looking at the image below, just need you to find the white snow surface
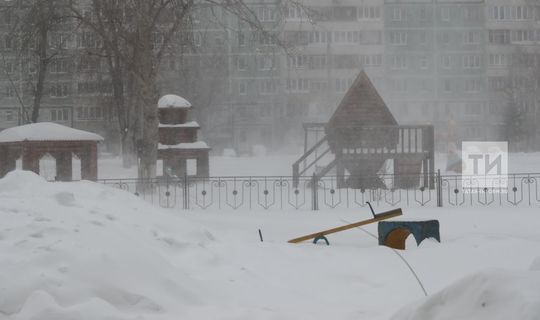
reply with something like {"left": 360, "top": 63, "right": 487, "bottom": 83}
{"left": 0, "top": 122, "right": 104, "bottom": 143}
{"left": 1, "top": 170, "right": 540, "bottom": 320}
{"left": 157, "top": 94, "right": 191, "bottom": 109}
{"left": 391, "top": 269, "right": 540, "bottom": 320}
{"left": 158, "top": 121, "right": 199, "bottom": 128}
{"left": 158, "top": 141, "right": 209, "bottom": 150}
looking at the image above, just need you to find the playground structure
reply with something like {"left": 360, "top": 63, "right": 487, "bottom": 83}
{"left": 0, "top": 122, "right": 103, "bottom": 181}
{"left": 378, "top": 220, "right": 441, "bottom": 250}
{"left": 288, "top": 205, "right": 403, "bottom": 245}
{"left": 292, "top": 71, "right": 435, "bottom": 190}
{"left": 157, "top": 94, "right": 210, "bottom": 178}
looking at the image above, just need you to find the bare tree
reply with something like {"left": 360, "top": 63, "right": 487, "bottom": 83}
{"left": 10, "top": 0, "right": 72, "bottom": 123}
{"left": 67, "top": 0, "right": 304, "bottom": 178}
{"left": 502, "top": 47, "right": 540, "bottom": 151}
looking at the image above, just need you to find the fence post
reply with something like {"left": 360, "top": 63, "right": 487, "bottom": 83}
{"left": 311, "top": 173, "right": 319, "bottom": 211}
{"left": 436, "top": 169, "right": 443, "bottom": 207}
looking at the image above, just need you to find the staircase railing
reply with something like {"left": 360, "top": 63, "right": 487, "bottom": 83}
{"left": 292, "top": 136, "right": 331, "bottom": 187}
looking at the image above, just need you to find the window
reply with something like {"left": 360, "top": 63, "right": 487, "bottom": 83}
{"left": 50, "top": 109, "right": 69, "bottom": 121}
{"left": 441, "top": 7, "right": 450, "bottom": 21}
{"left": 419, "top": 31, "right": 426, "bottom": 44}
{"left": 335, "top": 78, "right": 353, "bottom": 93}
{"left": 359, "top": 54, "right": 382, "bottom": 67}
{"left": 237, "top": 56, "right": 247, "bottom": 71}
{"left": 463, "top": 31, "right": 480, "bottom": 44}
{"left": 389, "top": 31, "right": 407, "bottom": 45}
{"left": 442, "top": 55, "right": 452, "bottom": 69}
{"left": 3, "top": 35, "right": 13, "bottom": 50}
{"left": 358, "top": 6, "right": 380, "bottom": 20}
{"left": 286, "top": 5, "right": 306, "bottom": 20}
{"left": 259, "top": 79, "right": 277, "bottom": 95}
{"left": 443, "top": 79, "right": 452, "bottom": 92}
{"left": 464, "top": 78, "right": 482, "bottom": 92}
{"left": 309, "top": 31, "right": 330, "bottom": 44}
{"left": 238, "top": 80, "right": 247, "bottom": 95}
{"left": 6, "top": 110, "right": 13, "bottom": 121}
{"left": 49, "top": 32, "right": 71, "bottom": 49}
{"left": 50, "top": 58, "right": 69, "bottom": 73}
{"left": 5, "top": 86, "right": 15, "bottom": 98}
{"left": 238, "top": 32, "right": 245, "bottom": 46}
{"left": 463, "top": 55, "right": 481, "bottom": 69}
{"left": 308, "top": 55, "right": 328, "bottom": 69}
{"left": 257, "top": 7, "right": 275, "bottom": 22}
{"left": 77, "top": 106, "right": 103, "bottom": 120}
{"left": 390, "top": 56, "right": 407, "bottom": 69}
{"left": 490, "top": 6, "right": 534, "bottom": 21}
{"left": 50, "top": 83, "right": 70, "bottom": 97}
{"left": 287, "top": 78, "right": 309, "bottom": 92}
{"left": 257, "top": 56, "right": 273, "bottom": 70}
{"left": 419, "top": 8, "right": 427, "bottom": 20}
{"left": 442, "top": 32, "right": 450, "bottom": 45}
{"left": 3, "top": 61, "right": 13, "bottom": 74}
{"left": 463, "top": 7, "right": 479, "bottom": 21}
{"left": 489, "top": 54, "right": 507, "bottom": 67}
{"left": 391, "top": 7, "right": 404, "bottom": 21}
{"left": 511, "top": 30, "right": 535, "bottom": 42}
{"left": 420, "top": 56, "right": 428, "bottom": 69}
{"left": 489, "top": 30, "right": 510, "bottom": 44}
{"left": 288, "top": 55, "right": 306, "bottom": 69}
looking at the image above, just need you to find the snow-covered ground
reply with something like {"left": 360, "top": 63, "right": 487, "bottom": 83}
{"left": 1, "top": 171, "right": 539, "bottom": 319}
{"left": 96, "top": 152, "right": 540, "bottom": 179}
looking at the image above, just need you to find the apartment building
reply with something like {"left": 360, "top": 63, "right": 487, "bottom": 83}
{"left": 485, "top": 0, "right": 540, "bottom": 150}
{"left": 1, "top": 0, "right": 539, "bottom": 154}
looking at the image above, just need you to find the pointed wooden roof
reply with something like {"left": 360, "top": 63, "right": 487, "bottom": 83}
{"left": 327, "top": 70, "right": 397, "bottom": 130}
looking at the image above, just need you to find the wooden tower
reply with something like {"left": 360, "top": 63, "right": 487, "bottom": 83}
{"left": 157, "top": 95, "right": 210, "bottom": 177}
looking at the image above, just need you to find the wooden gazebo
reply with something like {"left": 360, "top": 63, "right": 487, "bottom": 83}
{"left": 0, "top": 122, "right": 103, "bottom": 181}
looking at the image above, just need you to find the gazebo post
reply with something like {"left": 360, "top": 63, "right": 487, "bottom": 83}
{"left": 81, "top": 143, "right": 98, "bottom": 181}
{"left": 56, "top": 151, "right": 73, "bottom": 181}
{"left": 22, "top": 143, "right": 39, "bottom": 175}
{"left": 196, "top": 152, "right": 209, "bottom": 177}
{"left": 0, "top": 146, "right": 7, "bottom": 178}
{"left": 173, "top": 157, "right": 187, "bottom": 177}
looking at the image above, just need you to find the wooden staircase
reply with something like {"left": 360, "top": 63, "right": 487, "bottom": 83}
{"left": 292, "top": 136, "right": 337, "bottom": 188}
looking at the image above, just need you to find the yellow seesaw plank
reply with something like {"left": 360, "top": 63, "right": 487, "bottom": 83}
{"left": 287, "top": 208, "right": 402, "bottom": 244}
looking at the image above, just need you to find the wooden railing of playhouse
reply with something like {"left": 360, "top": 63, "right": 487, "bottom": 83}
{"left": 292, "top": 125, "right": 435, "bottom": 188}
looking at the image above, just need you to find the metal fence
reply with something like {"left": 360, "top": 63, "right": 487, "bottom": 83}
{"left": 98, "top": 172, "right": 540, "bottom": 210}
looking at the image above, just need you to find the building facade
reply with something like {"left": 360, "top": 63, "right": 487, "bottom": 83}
{"left": 1, "top": 0, "right": 539, "bottom": 154}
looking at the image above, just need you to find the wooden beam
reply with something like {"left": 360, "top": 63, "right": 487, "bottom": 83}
{"left": 287, "top": 208, "right": 402, "bottom": 243}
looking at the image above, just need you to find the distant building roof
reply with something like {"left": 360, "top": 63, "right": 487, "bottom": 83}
{"left": 158, "top": 94, "right": 192, "bottom": 109}
{"left": 0, "top": 122, "right": 104, "bottom": 143}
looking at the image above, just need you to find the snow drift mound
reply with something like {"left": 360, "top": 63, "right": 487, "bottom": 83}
{"left": 0, "top": 171, "right": 215, "bottom": 320}
{"left": 391, "top": 269, "right": 540, "bottom": 320}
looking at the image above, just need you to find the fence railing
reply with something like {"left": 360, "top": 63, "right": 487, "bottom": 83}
{"left": 98, "top": 172, "right": 540, "bottom": 210}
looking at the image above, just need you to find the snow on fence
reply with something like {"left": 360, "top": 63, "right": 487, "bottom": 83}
{"left": 97, "top": 172, "right": 540, "bottom": 210}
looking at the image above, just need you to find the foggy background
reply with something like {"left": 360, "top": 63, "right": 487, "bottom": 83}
{"left": 1, "top": 0, "right": 539, "bottom": 158}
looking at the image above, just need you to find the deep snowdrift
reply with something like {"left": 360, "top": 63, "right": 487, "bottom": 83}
{"left": 1, "top": 171, "right": 540, "bottom": 320}
{"left": 0, "top": 171, "right": 212, "bottom": 319}
{"left": 391, "top": 269, "right": 540, "bottom": 320}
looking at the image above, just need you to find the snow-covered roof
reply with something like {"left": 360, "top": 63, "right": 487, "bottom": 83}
{"left": 159, "top": 121, "right": 200, "bottom": 128}
{"left": 158, "top": 94, "right": 192, "bottom": 109}
{"left": 0, "top": 122, "right": 104, "bottom": 143}
{"left": 158, "top": 141, "right": 210, "bottom": 150}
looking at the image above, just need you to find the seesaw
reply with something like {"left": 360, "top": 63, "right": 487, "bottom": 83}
{"left": 288, "top": 203, "right": 402, "bottom": 245}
